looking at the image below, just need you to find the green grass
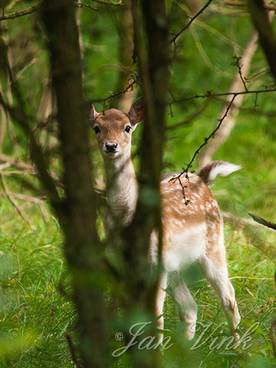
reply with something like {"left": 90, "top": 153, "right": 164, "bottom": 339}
{"left": 0, "top": 193, "right": 275, "bottom": 367}
{"left": 162, "top": 225, "right": 275, "bottom": 368}
{"left": 1, "top": 2, "right": 275, "bottom": 367}
{"left": 0, "top": 204, "right": 73, "bottom": 368}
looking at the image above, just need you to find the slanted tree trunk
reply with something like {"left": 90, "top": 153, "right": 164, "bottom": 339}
{"left": 198, "top": 31, "right": 258, "bottom": 167}
{"left": 40, "top": 2, "right": 109, "bottom": 367}
{"left": 113, "top": 0, "right": 135, "bottom": 111}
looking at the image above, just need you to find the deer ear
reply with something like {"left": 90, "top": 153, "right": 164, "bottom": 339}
{"left": 90, "top": 105, "right": 100, "bottom": 122}
{"left": 128, "top": 100, "right": 144, "bottom": 126}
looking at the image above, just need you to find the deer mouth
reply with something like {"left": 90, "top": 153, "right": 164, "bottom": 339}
{"left": 103, "top": 150, "right": 120, "bottom": 159}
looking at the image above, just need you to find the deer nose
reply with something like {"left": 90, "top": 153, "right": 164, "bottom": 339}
{"left": 105, "top": 142, "right": 118, "bottom": 153}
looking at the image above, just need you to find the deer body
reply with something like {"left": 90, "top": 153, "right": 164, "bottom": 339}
{"left": 91, "top": 105, "right": 241, "bottom": 341}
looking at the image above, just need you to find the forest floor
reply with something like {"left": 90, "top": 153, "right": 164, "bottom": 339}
{"left": 0, "top": 196, "right": 275, "bottom": 368}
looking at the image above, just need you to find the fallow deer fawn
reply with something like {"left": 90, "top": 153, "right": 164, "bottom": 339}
{"left": 91, "top": 102, "right": 241, "bottom": 341}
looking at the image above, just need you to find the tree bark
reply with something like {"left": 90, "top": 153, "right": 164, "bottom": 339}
{"left": 121, "top": 1, "right": 170, "bottom": 367}
{"left": 247, "top": 0, "right": 276, "bottom": 80}
{"left": 40, "top": 2, "right": 109, "bottom": 367}
{"left": 113, "top": 0, "right": 135, "bottom": 111}
{"left": 0, "top": 25, "right": 9, "bottom": 151}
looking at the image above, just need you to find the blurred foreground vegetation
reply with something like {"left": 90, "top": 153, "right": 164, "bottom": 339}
{"left": 0, "top": 0, "right": 275, "bottom": 367}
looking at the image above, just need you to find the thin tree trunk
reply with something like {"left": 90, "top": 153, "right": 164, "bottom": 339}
{"left": 0, "top": 25, "right": 9, "bottom": 151}
{"left": 40, "top": 2, "right": 109, "bottom": 367}
{"left": 113, "top": 0, "right": 135, "bottom": 111}
{"left": 121, "top": 1, "right": 169, "bottom": 367}
{"left": 198, "top": 31, "right": 258, "bottom": 167}
{"left": 247, "top": 0, "right": 276, "bottom": 80}
{"left": 0, "top": 84, "right": 8, "bottom": 150}
{"left": 37, "top": 80, "right": 56, "bottom": 121}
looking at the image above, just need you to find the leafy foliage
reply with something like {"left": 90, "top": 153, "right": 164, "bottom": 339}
{"left": 0, "top": 0, "right": 275, "bottom": 367}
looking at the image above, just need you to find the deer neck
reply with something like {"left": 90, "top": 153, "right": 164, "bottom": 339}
{"left": 104, "top": 152, "right": 138, "bottom": 225}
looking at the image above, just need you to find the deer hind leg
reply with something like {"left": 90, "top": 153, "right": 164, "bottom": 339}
{"left": 171, "top": 272, "right": 197, "bottom": 340}
{"left": 200, "top": 252, "right": 241, "bottom": 338}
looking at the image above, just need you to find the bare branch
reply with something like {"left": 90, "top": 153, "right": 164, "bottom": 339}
{"left": 173, "top": 86, "right": 276, "bottom": 103}
{"left": 90, "top": 0, "right": 123, "bottom": 6}
{"left": 170, "top": 94, "right": 237, "bottom": 183}
{"left": 170, "top": 0, "right": 213, "bottom": 45}
{"left": 0, "top": 2, "right": 98, "bottom": 22}
{"left": 0, "top": 191, "right": 46, "bottom": 204}
{"left": 249, "top": 213, "right": 276, "bottom": 231}
{"left": 0, "top": 5, "right": 39, "bottom": 21}
{"left": 0, "top": 173, "right": 33, "bottom": 228}
{"left": 226, "top": 0, "right": 276, "bottom": 12}
{"left": 0, "top": 153, "right": 35, "bottom": 174}
{"left": 74, "top": 2, "right": 97, "bottom": 11}
{"left": 90, "top": 75, "right": 138, "bottom": 106}
{"left": 198, "top": 31, "right": 259, "bottom": 167}
{"left": 0, "top": 92, "right": 61, "bottom": 208}
{"left": 234, "top": 55, "right": 248, "bottom": 91}
{"left": 166, "top": 99, "right": 210, "bottom": 131}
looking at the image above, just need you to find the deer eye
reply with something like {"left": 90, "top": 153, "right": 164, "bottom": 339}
{"left": 93, "top": 125, "right": 101, "bottom": 134}
{"left": 125, "top": 125, "right": 132, "bottom": 133}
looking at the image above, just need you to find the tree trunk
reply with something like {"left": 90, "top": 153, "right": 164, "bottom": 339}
{"left": 247, "top": 0, "right": 276, "bottom": 80}
{"left": 113, "top": 0, "right": 135, "bottom": 111}
{"left": 40, "top": 2, "right": 109, "bottom": 367}
{"left": 0, "top": 25, "right": 9, "bottom": 151}
{"left": 121, "top": 1, "right": 170, "bottom": 367}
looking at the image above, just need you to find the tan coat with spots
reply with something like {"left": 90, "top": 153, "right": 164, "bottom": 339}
{"left": 91, "top": 105, "right": 241, "bottom": 341}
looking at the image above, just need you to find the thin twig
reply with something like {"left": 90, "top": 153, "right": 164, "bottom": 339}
{"left": 0, "top": 189, "right": 49, "bottom": 221}
{"left": 0, "top": 174, "right": 33, "bottom": 229}
{"left": 86, "top": 85, "right": 276, "bottom": 109}
{"left": 0, "top": 5, "right": 39, "bottom": 21}
{"left": 0, "top": 2, "right": 98, "bottom": 22}
{"left": 91, "top": 83, "right": 276, "bottom": 109}
{"left": 75, "top": 2, "right": 97, "bottom": 11}
{"left": 0, "top": 91, "right": 60, "bottom": 208}
{"left": 90, "top": 0, "right": 123, "bottom": 6}
{"left": 90, "top": 75, "right": 138, "bottom": 105}
{"left": 234, "top": 56, "right": 248, "bottom": 91}
{"left": 170, "top": 94, "right": 237, "bottom": 183}
{"left": 173, "top": 87, "right": 276, "bottom": 103}
{"left": 0, "top": 191, "right": 46, "bottom": 204}
{"left": 170, "top": 0, "right": 213, "bottom": 45}
{"left": 166, "top": 99, "right": 210, "bottom": 131}
{"left": 0, "top": 153, "right": 35, "bottom": 174}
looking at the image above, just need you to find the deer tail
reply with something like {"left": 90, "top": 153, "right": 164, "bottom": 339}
{"left": 198, "top": 160, "right": 241, "bottom": 185}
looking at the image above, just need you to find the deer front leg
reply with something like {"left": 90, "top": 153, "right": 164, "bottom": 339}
{"left": 155, "top": 272, "right": 168, "bottom": 343}
{"left": 171, "top": 272, "right": 197, "bottom": 340}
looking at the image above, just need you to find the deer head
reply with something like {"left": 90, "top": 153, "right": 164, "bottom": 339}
{"left": 90, "top": 101, "right": 144, "bottom": 162}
